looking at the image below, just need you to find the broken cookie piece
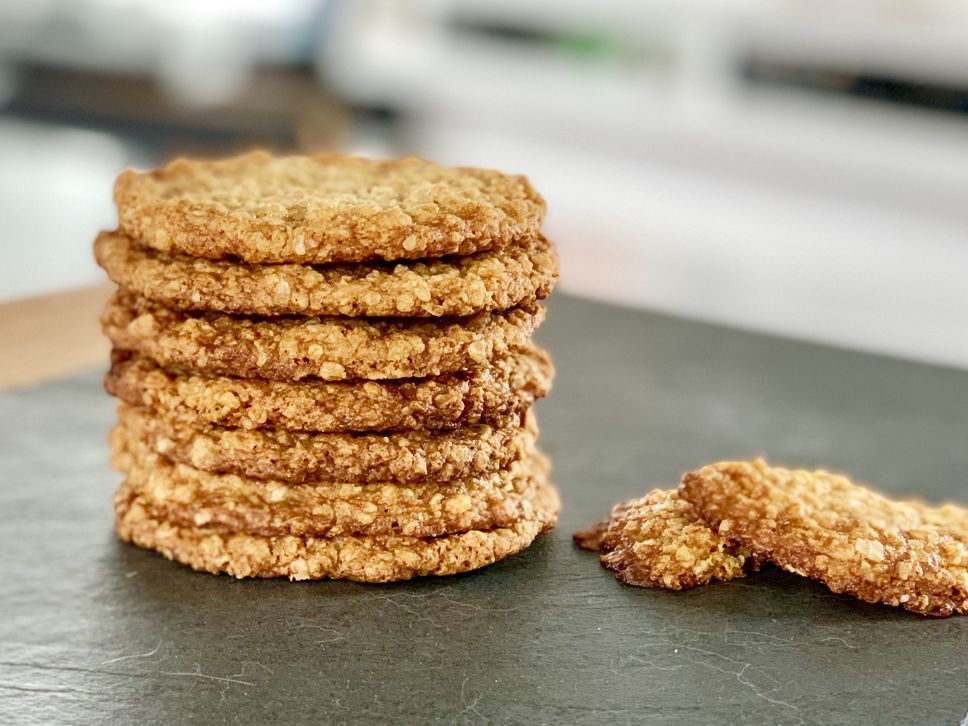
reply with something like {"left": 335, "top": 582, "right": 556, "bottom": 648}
{"left": 574, "top": 489, "right": 756, "bottom": 590}
{"left": 681, "top": 459, "right": 968, "bottom": 617}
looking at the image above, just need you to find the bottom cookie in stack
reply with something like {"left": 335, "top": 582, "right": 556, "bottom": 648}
{"left": 109, "top": 411, "right": 559, "bottom": 583}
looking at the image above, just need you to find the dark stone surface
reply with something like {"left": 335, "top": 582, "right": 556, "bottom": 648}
{"left": 2, "top": 294, "right": 967, "bottom": 725}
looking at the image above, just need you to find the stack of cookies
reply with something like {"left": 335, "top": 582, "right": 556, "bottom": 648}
{"left": 96, "top": 151, "right": 560, "bottom": 582}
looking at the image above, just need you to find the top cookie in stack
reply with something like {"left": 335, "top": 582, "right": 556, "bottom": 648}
{"left": 96, "top": 151, "right": 560, "bottom": 583}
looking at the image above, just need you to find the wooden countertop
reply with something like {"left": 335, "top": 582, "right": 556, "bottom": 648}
{"left": 0, "top": 284, "right": 113, "bottom": 389}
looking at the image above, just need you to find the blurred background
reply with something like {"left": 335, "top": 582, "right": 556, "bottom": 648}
{"left": 1, "top": 0, "right": 967, "bottom": 368}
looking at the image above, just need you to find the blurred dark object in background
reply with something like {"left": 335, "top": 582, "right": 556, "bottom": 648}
{"left": 7, "top": 64, "right": 349, "bottom": 158}
{"left": 2, "top": 0, "right": 967, "bottom": 369}
{"left": 0, "top": 1, "right": 345, "bottom": 158}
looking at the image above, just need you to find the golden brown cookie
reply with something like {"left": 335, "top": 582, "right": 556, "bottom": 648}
{"left": 114, "top": 477, "right": 560, "bottom": 582}
{"left": 110, "top": 425, "right": 550, "bottom": 539}
{"left": 681, "top": 459, "right": 968, "bottom": 617}
{"left": 114, "top": 151, "right": 545, "bottom": 265}
{"left": 95, "top": 229, "right": 558, "bottom": 318}
{"left": 104, "top": 346, "right": 552, "bottom": 432}
{"left": 574, "top": 490, "right": 754, "bottom": 590}
{"left": 574, "top": 500, "right": 635, "bottom": 552}
{"left": 116, "top": 402, "right": 537, "bottom": 484}
{"left": 102, "top": 289, "right": 544, "bottom": 382}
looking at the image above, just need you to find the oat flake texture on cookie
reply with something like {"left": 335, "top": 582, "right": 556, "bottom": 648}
{"left": 681, "top": 459, "right": 968, "bottom": 617}
{"left": 104, "top": 346, "right": 553, "bottom": 434}
{"left": 94, "top": 228, "right": 558, "bottom": 318}
{"left": 114, "top": 151, "right": 546, "bottom": 264}
{"left": 116, "top": 402, "right": 537, "bottom": 485}
{"left": 111, "top": 426, "right": 551, "bottom": 540}
{"left": 574, "top": 489, "right": 756, "bottom": 590}
{"left": 101, "top": 289, "right": 545, "bottom": 382}
{"left": 98, "top": 150, "right": 559, "bottom": 582}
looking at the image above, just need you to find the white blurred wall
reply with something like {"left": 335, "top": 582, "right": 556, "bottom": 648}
{"left": 323, "top": 0, "right": 968, "bottom": 369}
{"left": 0, "top": 0, "right": 325, "bottom": 302}
{"left": 0, "top": 121, "right": 132, "bottom": 302}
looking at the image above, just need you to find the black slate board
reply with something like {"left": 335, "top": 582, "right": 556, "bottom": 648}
{"left": 2, "top": 294, "right": 967, "bottom": 726}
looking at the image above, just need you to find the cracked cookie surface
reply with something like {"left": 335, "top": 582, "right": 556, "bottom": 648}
{"left": 681, "top": 459, "right": 968, "bottom": 616}
{"left": 102, "top": 290, "right": 544, "bottom": 381}
{"left": 95, "top": 229, "right": 558, "bottom": 318}
{"left": 105, "top": 347, "right": 552, "bottom": 432}
{"left": 574, "top": 489, "right": 754, "bottom": 590}
{"left": 114, "top": 151, "right": 545, "bottom": 264}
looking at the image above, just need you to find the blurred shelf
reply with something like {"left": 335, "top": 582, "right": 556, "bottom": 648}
{"left": 2, "top": 65, "right": 349, "bottom": 158}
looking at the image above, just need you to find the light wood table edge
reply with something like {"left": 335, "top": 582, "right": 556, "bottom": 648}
{"left": 0, "top": 284, "right": 113, "bottom": 389}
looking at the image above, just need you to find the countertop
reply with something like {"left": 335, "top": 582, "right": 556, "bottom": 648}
{"left": 2, "top": 293, "right": 967, "bottom": 725}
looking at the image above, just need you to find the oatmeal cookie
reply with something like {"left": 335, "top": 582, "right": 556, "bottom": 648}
{"left": 114, "top": 477, "right": 560, "bottom": 582}
{"left": 681, "top": 459, "right": 968, "bottom": 616}
{"left": 114, "top": 151, "right": 545, "bottom": 264}
{"left": 102, "top": 290, "right": 544, "bottom": 381}
{"left": 95, "top": 229, "right": 558, "bottom": 318}
{"left": 117, "top": 402, "right": 537, "bottom": 483}
{"left": 111, "top": 426, "right": 550, "bottom": 539}
{"left": 104, "top": 347, "right": 552, "bottom": 432}
{"left": 574, "top": 490, "right": 754, "bottom": 590}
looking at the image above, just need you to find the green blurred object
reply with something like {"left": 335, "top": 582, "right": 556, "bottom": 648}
{"left": 557, "top": 30, "right": 637, "bottom": 64}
